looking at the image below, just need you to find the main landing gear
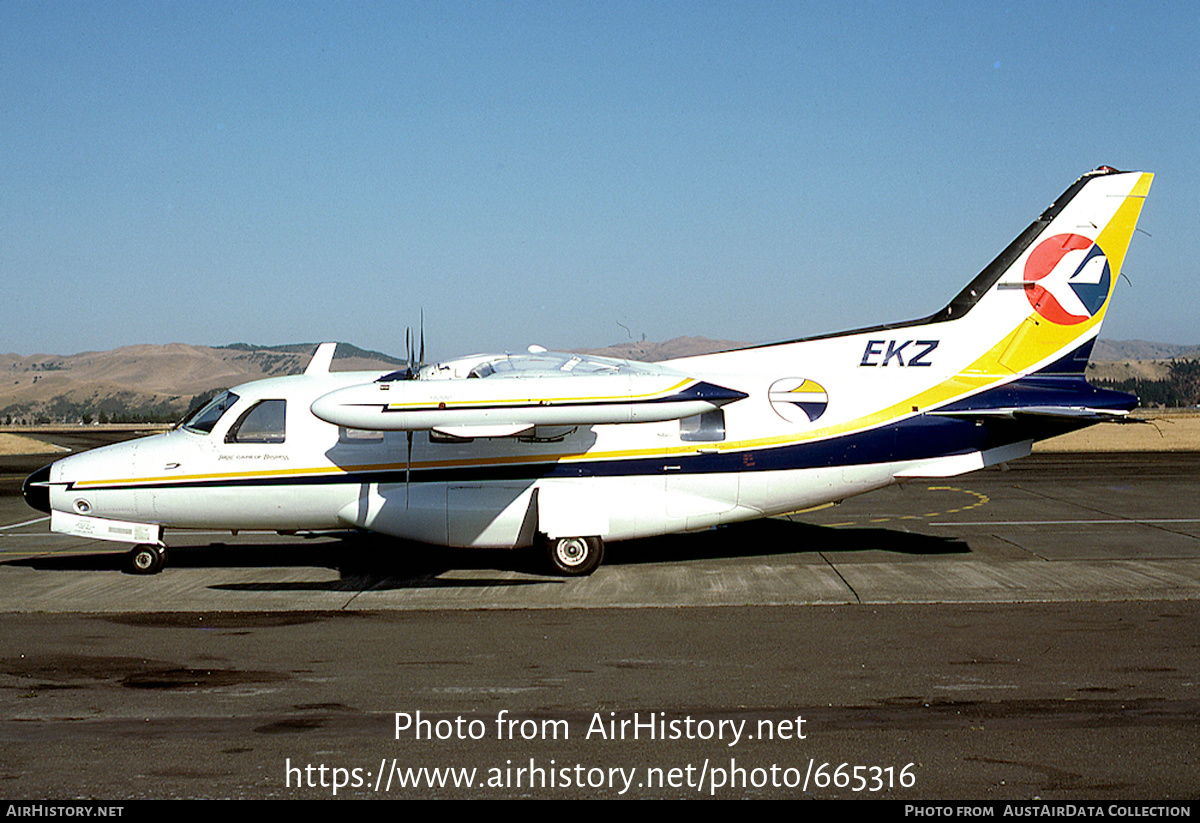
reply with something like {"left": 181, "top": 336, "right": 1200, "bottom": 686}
{"left": 542, "top": 535, "right": 604, "bottom": 577}
{"left": 126, "top": 544, "right": 167, "bottom": 575}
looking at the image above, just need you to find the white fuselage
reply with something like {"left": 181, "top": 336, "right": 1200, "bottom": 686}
{"left": 41, "top": 328, "right": 1031, "bottom": 550}
{"left": 32, "top": 169, "right": 1153, "bottom": 560}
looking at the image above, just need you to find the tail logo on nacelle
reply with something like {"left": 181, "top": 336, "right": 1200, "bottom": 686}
{"left": 1024, "top": 233, "right": 1112, "bottom": 325}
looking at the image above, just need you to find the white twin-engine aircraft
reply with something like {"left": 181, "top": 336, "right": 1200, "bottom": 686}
{"left": 24, "top": 167, "right": 1153, "bottom": 576}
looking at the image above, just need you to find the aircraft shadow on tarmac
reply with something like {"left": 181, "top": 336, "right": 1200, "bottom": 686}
{"left": 6, "top": 519, "right": 968, "bottom": 591}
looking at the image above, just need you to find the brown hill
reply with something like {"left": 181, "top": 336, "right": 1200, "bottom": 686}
{"left": 1086, "top": 359, "right": 1172, "bottom": 382}
{"left": 3, "top": 337, "right": 1195, "bottom": 424}
{"left": 575, "top": 336, "right": 748, "bottom": 361}
{"left": 0, "top": 343, "right": 402, "bottom": 424}
{"left": 0, "top": 337, "right": 747, "bottom": 423}
{"left": 1092, "top": 339, "right": 1200, "bottom": 361}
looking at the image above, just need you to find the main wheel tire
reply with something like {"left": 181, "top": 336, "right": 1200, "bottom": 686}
{"left": 127, "top": 544, "right": 166, "bottom": 575}
{"left": 544, "top": 535, "right": 603, "bottom": 576}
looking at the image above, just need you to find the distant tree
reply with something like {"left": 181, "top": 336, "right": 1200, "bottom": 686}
{"left": 1169, "top": 359, "right": 1200, "bottom": 406}
{"left": 1094, "top": 358, "right": 1200, "bottom": 407}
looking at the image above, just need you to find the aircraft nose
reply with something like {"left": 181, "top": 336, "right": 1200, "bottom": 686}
{"left": 22, "top": 464, "right": 53, "bottom": 514}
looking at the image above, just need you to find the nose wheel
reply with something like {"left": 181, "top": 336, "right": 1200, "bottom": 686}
{"left": 126, "top": 544, "right": 167, "bottom": 575}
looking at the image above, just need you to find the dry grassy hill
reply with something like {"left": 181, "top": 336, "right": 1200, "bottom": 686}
{"left": 2, "top": 337, "right": 1195, "bottom": 424}
{"left": 1088, "top": 339, "right": 1200, "bottom": 383}
{"left": 0, "top": 343, "right": 403, "bottom": 424}
{"left": 575, "top": 336, "right": 748, "bottom": 361}
{"left": 0, "top": 337, "right": 748, "bottom": 423}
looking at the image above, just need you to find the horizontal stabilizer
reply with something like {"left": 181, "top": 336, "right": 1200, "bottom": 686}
{"left": 931, "top": 406, "right": 1129, "bottom": 421}
{"left": 932, "top": 371, "right": 1138, "bottom": 422}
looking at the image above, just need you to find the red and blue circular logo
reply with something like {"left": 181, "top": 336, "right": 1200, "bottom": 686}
{"left": 1023, "top": 234, "right": 1111, "bottom": 325}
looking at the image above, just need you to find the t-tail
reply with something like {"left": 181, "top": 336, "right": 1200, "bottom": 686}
{"left": 667, "top": 167, "right": 1153, "bottom": 475}
{"left": 922, "top": 166, "right": 1153, "bottom": 423}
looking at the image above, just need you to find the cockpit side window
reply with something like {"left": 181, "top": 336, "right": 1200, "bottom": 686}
{"left": 225, "top": 399, "right": 287, "bottom": 444}
{"left": 182, "top": 391, "right": 240, "bottom": 435}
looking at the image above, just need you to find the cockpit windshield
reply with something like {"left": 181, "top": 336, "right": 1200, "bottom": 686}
{"left": 182, "top": 391, "right": 240, "bottom": 435}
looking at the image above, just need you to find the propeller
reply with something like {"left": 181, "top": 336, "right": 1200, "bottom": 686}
{"left": 401, "top": 310, "right": 427, "bottom": 380}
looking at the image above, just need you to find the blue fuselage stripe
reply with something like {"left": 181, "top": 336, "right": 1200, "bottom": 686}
{"left": 68, "top": 412, "right": 1068, "bottom": 493}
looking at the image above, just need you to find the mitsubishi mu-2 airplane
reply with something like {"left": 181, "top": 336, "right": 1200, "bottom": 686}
{"left": 23, "top": 167, "right": 1153, "bottom": 576}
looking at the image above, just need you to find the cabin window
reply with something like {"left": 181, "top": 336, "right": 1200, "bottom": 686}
{"left": 182, "top": 391, "right": 239, "bottom": 435}
{"left": 225, "top": 399, "right": 287, "bottom": 444}
{"left": 679, "top": 409, "right": 726, "bottom": 442}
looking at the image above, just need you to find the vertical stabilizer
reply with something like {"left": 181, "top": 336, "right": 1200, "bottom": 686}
{"left": 935, "top": 168, "right": 1152, "bottom": 379}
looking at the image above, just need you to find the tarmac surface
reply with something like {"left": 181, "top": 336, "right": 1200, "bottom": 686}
{"left": 0, "top": 433, "right": 1197, "bottom": 799}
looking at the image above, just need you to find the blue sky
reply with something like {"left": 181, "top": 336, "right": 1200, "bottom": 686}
{"left": 2, "top": 2, "right": 1197, "bottom": 358}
